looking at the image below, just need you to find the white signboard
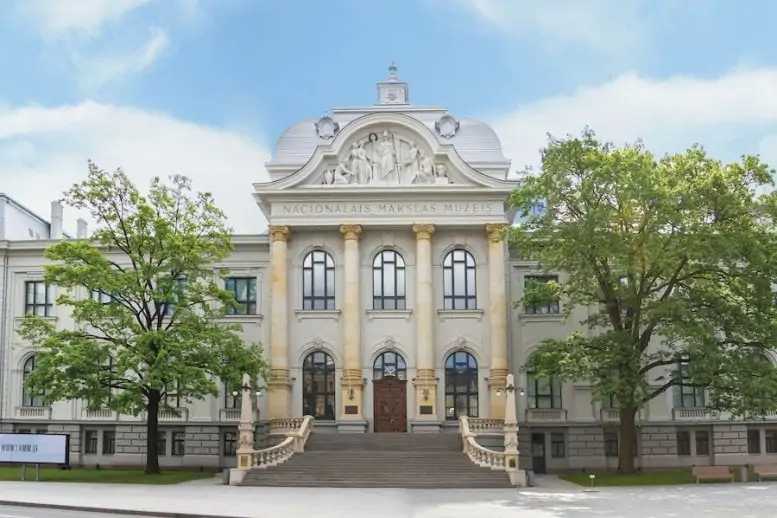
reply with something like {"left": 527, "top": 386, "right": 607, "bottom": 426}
{"left": 0, "top": 433, "right": 69, "bottom": 464}
{"left": 275, "top": 201, "right": 500, "bottom": 217}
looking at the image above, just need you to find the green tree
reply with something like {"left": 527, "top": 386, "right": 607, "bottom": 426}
{"left": 17, "top": 162, "right": 268, "bottom": 475}
{"left": 510, "top": 129, "right": 777, "bottom": 474}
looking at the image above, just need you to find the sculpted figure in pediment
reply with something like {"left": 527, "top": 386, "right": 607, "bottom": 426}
{"left": 413, "top": 152, "right": 437, "bottom": 184}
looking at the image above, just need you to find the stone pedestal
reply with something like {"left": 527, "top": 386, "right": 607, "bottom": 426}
{"left": 486, "top": 223, "right": 509, "bottom": 419}
{"left": 267, "top": 226, "right": 291, "bottom": 419}
{"left": 503, "top": 373, "right": 525, "bottom": 486}
{"left": 339, "top": 225, "right": 364, "bottom": 422}
{"left": 413, "top": 224, "right": 438, "bottom": 422}
{"left": 236, "top": 374, "right": 255, "bottom": 471}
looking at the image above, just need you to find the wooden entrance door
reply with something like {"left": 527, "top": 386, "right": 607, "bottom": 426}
{"left": 373, "top": 376, "right": 407, "bottom": 433}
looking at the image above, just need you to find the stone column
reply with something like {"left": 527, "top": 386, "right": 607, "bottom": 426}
{"left": 339, "top": 224, "right": 365, "bottom": 424}
{"left": 267, "top": 226, "right": 291, "bottom": 419}
{"left": 486, "top": 223, "right": 509, "bottom": 419}
{"left": 413, "top": 224, "right": 438, "bottom": 422}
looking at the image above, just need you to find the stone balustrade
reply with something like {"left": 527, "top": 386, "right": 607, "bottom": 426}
{"left": 249, "top": 415, "right": 314, "bottom": 469}
{"left": 459, "top": 416, "right": 509, "bottom": 471}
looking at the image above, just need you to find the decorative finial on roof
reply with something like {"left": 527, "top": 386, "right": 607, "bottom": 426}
{"left": 377, "top": 61, "right": 409, "bottom": 105}
{"left": 388, "top": 61, "right": 398, "bottom": 82}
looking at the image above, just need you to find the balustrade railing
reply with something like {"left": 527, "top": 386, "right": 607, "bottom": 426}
{"left": 247, "top": 415, "right": 314, "bottom": 469}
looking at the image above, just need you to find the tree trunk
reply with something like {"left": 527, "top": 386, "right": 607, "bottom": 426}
{"left": 617, "top": 405, "right": 637, "bottom": 474}
{"left": 144, "top": 390, "right": 161, "bottom": 475}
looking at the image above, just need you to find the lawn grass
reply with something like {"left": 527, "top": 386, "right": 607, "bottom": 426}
{"left": 560, "top": 468, "right": 741, "bottom": 487}
{"left": 0, "top": 466, "right": 216, "bottom": 484}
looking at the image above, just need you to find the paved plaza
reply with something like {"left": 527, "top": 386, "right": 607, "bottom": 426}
{"left": 0, "top": 481, "right": 775, "bottom": 517}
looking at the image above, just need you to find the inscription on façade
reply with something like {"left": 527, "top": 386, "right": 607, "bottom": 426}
{"left": 278, "top": 202, "right": 496, "bottom": 216}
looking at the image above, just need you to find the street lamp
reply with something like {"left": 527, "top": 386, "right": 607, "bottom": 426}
{"left": 496, "top": 380, "right": 524, "bottom": 397}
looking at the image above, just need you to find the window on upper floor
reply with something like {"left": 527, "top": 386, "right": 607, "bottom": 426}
{"left": 302, "top": 250, "right": 335, "bottom": 310}
{"left": 372, "top": 250, "right": 406, "bottom": 310}
{"left": 523, "top": 275, "right": 560, "bottom": 314}
{"left": 526, "top": 362, "right": 563, "bottom": 409}
{"left": 442, "top": 249, "right": 476, "bottom": 310}
{"left": 91, "top": 289, "right": 113, "bottom": 305}
{"left": 161, "top": 278, "right": 188, "bottom": 316}
{"left": 22, "top": 355, "right": 45, "bottom": 407}
{"left": 673, "top": 358, "right": 705, "bottom": 408}
{"left": 24, "top": 281, "right": 52, "bottom": 316}
{"left": 223, "top": 380, "right": 240, "bottom": 409}
{"left": 165, "top": 381, "right": 182, "bottom": 408}
{"left": 225, "top": 277, "right": 257, "bottom": 315}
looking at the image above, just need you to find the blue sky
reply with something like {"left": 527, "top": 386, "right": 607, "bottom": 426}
{"left": 2, "top": 0, "right": 777, "bottom": 232}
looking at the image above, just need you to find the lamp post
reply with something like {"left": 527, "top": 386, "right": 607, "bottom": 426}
{"left": 235, "top": 373, "right": 261, "bottom": 470}
{"left": 503, "top": 373, "right": 525, "bottom": 486}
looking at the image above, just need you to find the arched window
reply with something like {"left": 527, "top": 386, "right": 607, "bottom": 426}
{"left": 302, "top": 351, "right": 336, "bottom": 420}
{"left": 302, "top": 250, "right": 335, "bottom": 310}
{"left": 372, "top": 250, "right": 406, "bottom": 310}
{"left": 444, "top": 351, "right": 478, "bottom": 420}
{"left": 526, "top": 362, "right": 563, "bottom": 409}
{"left": 442, "top": 249, "right": 477, "bottom": 310}
{"left": 22, "top": 356, "right": 44, "bottom": 408}
{"left": 673, "top": 358, "right": 705, "bottom": 408}
{"left": 373, "top": 351, "right": 407, "bottom": 380}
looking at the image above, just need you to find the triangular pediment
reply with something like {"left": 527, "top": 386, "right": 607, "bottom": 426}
{"left": 256, "top": 113, "right": 515, "bottom": 193}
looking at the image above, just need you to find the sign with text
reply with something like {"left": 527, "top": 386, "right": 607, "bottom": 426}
{"left": 274, "top": 201, "right": 500, "bottom": 217}
{"left": 0, "top": 433, "right": 69, "bottom": 464}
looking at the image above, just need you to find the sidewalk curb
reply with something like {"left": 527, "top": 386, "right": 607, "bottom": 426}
{"left": 0, "top": 500, "right": 247, "bottom": 518}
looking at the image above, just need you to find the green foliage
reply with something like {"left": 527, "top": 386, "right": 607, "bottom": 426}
{"left": 17, "top": 161, "right": 268, "bottom": 418}
{"left": 510, "top": 128, "right": 777, "bottom": 419}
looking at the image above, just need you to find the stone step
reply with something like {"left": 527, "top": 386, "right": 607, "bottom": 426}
{"left": 305, "top": 433, "right": 462, "bottom": 451}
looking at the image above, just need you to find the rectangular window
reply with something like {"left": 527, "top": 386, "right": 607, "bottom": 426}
{"left": 523, "top": 275, "right": 560, "bottom": 314}
{"left": 102, "top": 430, "right": 115, "bottom": 455}
{"left": 695, "top": 430, "right": 710, "bottom": 456}
{"left": 676, "top": 431, "right": 691, "bottom": 456}
{"left": 171, "top": 431, "right": 185, "bottom": 456}
{"left": 223, "top": 431, "right": 237, "bottom": 457}
{"left": 91, "top": 289, "right": 113, "bottom": 304}
{"left": 25, "top": 281, "right": 52, "bottom": 316}
{"left": 158, "top": 431, "right": 167, "bottom": 456}
{"left": 84, "top": 430, "right": 98, "bottom": 454}
{"left": 526, "top": 374, "right": 562, "bottom": 409}
{"left": 673, "top": 359, "right": 706, "bottom": 408}
{"left": 165, "top": 381, "right": 182, "bottom": 408}
{"left": 765, "top": 430, "right": 777, "bottom": 454}
{"left": 550, "top": 433, "right": 565, "bottom": 458}
{"left": 748, "top": 429, "right": 761, "bottom": 454}
{"left": 163, "top": 278, "right": 187, "bottom": 316}
{"left": 225, "top": 277, "right": 257, "bottom": 315}
{"left": 604, "top": 431, "right": 618, "bottom": 457}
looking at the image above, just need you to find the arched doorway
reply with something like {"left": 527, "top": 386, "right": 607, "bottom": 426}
{"left": 302, "top": 351, "right": 336, "bottom": 420}
{"left": 372, "top": 351, "right": 407, "bottom": 433}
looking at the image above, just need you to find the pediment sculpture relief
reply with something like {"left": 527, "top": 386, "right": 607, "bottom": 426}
{"left": 319, "top": 130, "right": 453, "bottom": 186}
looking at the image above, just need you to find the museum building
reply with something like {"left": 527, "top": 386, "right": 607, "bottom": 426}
{"left": 1, "top": 66, "right": 777, "bottom": 473}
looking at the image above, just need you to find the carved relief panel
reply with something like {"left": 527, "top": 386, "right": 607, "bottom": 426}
{"left": 318, "top": 129, "right": 453, "bottom": 187}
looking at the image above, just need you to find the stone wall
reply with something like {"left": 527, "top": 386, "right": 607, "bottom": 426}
{"left": 713, "top": 423, "right": 747, "bottom": 456}
{"left": 116, "top": 424, "right": 147, "bottom": 454}
{"left": 184, "top": 426, "right": 220, "bottom": 456}
{"left": 640, "top": 425, "right": 678, "bottom": 456}
{"left": 568, "top": 427, "right": 605, "bottom": 457}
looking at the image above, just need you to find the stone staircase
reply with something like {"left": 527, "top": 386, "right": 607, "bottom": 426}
{"left": 240, "top": 432, "right": 513, "bottom": 488}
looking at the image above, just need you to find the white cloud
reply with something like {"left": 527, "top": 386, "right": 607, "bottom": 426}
{"left": 0, "top": 103, "right": 271, "bottom": 234}
{"left": 19, "top": 0, "right": 152, "bottom": 37}
{"left": 490, "top": 67, "right": 777, "bottom": 176}
{"left": 459, "top": 0, "right": 648, "bottom": 57}
{"left": 72, "top": 29, "right": 170, "bottom": 91}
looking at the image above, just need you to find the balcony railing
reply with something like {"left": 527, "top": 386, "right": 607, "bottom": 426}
{"left": 599, "top": 408, "right": 644, "bottom": 422}
{"left": 525, "top": 408, "right": 567, "bottom": 422}
{"left": 82, "top": 408, "right": 117, "bottom": 420}
{"left": 672, "top": 407, "right": 718, "bottom": 421}
{"left": 158, "top": 408, "right": 189, "bottom": 422}
{"left": 15, "top": 407, "right": 52, "bottom": 419}
{"left": 219, "top": 408, "right": 241, "bottom": 421}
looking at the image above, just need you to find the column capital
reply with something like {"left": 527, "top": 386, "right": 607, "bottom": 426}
{"left": 412, "top": 224, "right": 436, "bottom": 240}
{"left": 340, "top": 224, "right": 362, "bottom": 241}
{"left": 485, "top": 222, "right": 509, "bottom": 243}
{"left": 268, "top": 225, "right": 291, "bottom": 243}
